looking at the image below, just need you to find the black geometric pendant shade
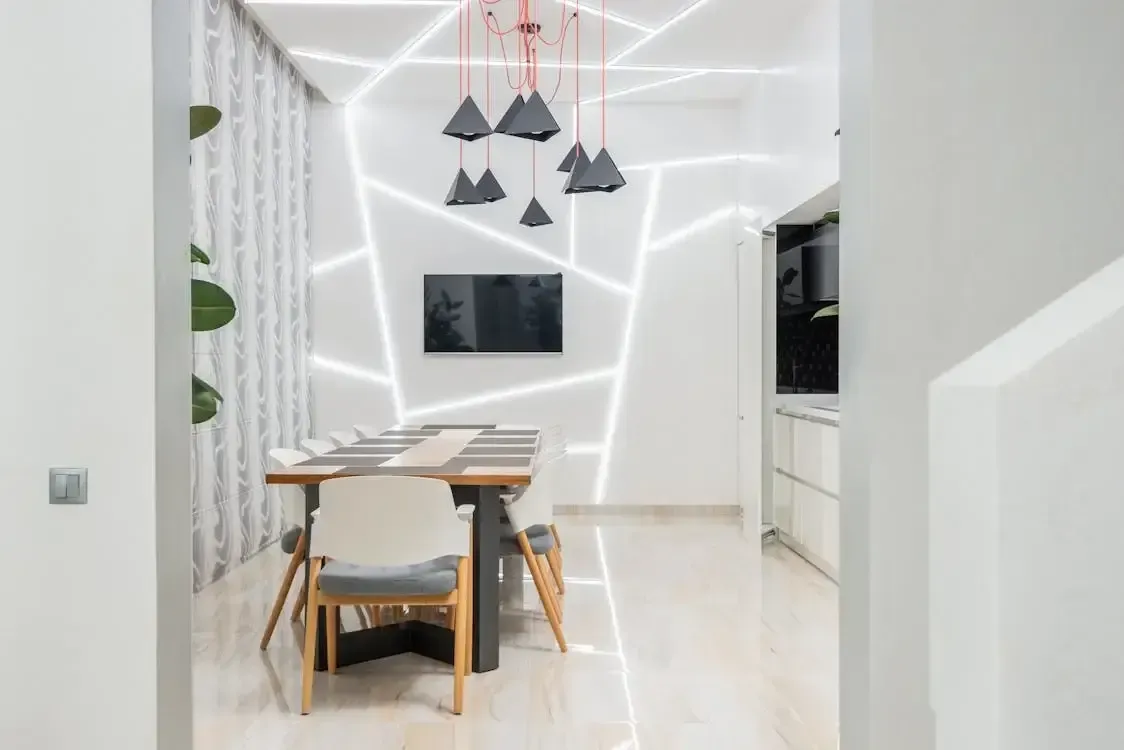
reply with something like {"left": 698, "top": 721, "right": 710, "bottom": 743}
{"left": 442, "top": 95, "right": 493, "bottom": 142}
{"left": 505, "top": 91, "right": 561, "bottom": 142}
{"left": 519, "top": 197, "right": 553, "bottom": 227}
{"left": 493, "top": 94, "right": 525, "bottom": 134}
{"left": 573, "top": 147, "right": 626, "bottom": 193}
{"left": 557, "top": 141, "right": 586, "bottom": 172}
{"left": 445, "top": 168, "right": 485, "bottom": 206}
{"left": 475, "top": 168, "right": 506, "bottom": 203}
{"left": 562, "top": 146, "right": 596, "bottom": 195}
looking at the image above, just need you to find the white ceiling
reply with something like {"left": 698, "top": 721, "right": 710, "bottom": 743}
{"left": 245, "top": 0, "right": 822, "bottom": 104}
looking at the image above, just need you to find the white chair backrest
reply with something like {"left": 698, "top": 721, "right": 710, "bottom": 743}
{"left": 301, "top": 438, "right": 336, "bottom": 456}
{"left": 506, "top": 450, "right": 564, "bottom": 533}
{"left": 310, "top": 476, "right": 469, "bottom": 567}
{"left": 354, "top": 424, "right": 382, "bottom": 439}
{"left": 328, "top": 429, "right": 359, "bottom": 447}
{"left": 536, "top": 428, "right": 567, "bottom": 468}
{"left": 269, "top": 449, "right": 310, "bottom": 523}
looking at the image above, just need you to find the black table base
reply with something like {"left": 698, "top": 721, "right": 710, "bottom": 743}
{"left": 301, "top": 483, "right": 504, "bottom": 673}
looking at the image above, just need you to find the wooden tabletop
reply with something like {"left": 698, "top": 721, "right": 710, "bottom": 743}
{"left": 265, "top": 425, "right": 540, "bottom": 486}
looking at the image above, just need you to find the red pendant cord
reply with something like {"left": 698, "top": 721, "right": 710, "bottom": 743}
{"left": 575, "top": 5, "right": 579, "bottom": 145}
{"left": 458, "top": 0, "right": 463, "bottom": 167}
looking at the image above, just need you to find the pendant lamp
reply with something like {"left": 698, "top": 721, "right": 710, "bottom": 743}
{"left": 442, "top": 95, "right": 492, "bottom": 142}
{"left": 519, "top": 197, "right": 553, "bottom": 227}
{"left": 445, "top": 168, "right": 485, "bottom": 206}
{"left": 562, "top": 146, "right": 596, "bottom": 195}
{"left": 475, "top": 168, "right": 506, "bottom": 202}
{"left": 573, "top": 147, "right": 626, "bottom": 193}
{"left": 504, "top": 91, "right": 561, "bottom": 143}
{"left": 557, "top": 141, "right": 586, "bottom": 173}
{"left": 494, "top": 94, "right": 525, "bottom": 134}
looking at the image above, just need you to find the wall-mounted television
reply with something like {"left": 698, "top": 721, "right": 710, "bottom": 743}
{"left": 424, "top": 274, "right": 563, "bottom": 353}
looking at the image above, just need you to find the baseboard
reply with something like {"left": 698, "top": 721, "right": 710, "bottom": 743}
{"left": 776, "top": 530, "right": 838, "bottom": 583}
{"left": 554, "top": 504, "right": 741, "bottom": 517}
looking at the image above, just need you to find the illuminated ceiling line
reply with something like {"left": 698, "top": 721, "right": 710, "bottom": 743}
{"left": 552, "top": 0, "right": 652, "bottom": 32}
{"left": 344, "top": 1, "right": 463, "bottom": 104}
{"left": 648, "top": 205, "right": 735, "bottom": 253}
{"left": 577, "top": 71, "right": 706, "bottom": 106}
{"left": 311, "top": 247, "right": 368, "bottom": 275}
{"left": 251, "top": 0, "right": 456, "bottom": 5}
{"left": 344, "top": 109, "right": 407, "bottom": 422}
{"left": 362, "top": 176, "right": 634, "bottom": 297}
{"left": 608, "top": 0, "right": 714, "bottom": 66}
{"left": 405, "top": 57, "right": 761, "bottom": 74}
{"left": 291, "top": 49, "right": 387, "bottom": 68}
{"left": 311, "top": 354, "right": 392, "bottom": 385}
{"left": 593, "top": 169, "right": 662, "bottom": 505}
{"left": 619, "top": 153, "right": 772, "bottom": 171}
{"left": 405, "top": 367, "right": 620, "bottom": 418}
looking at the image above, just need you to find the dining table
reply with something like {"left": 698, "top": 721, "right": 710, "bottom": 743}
{"left": 265, "top": 424, "right": 540, "bottom": 674}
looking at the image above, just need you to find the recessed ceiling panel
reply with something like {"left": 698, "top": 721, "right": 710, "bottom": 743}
{"left": 248, "top": 2, "right": 448, "bottom": 61}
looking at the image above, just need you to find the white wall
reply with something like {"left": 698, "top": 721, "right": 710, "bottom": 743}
{"left": 0, "top": 0, "right": 192, "bottom": 748}
{"left": 740, "top": 0, "right": 839, "bottom": 227}
{"left": 311, "top": 100, "right": 742, "bottom": 506}
{"left": 931, "top": 254, "right": 1124, "bottom": 750}
{"left": 840, "top": 0, "right": 1124, "bottom": 748}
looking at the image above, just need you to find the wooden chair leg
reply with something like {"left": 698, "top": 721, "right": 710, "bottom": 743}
{"left": 545, "top": 547, "right": 565, "bottom": 595}
{"left": 549, "top": 523, "right": 562, "bottom": 550}
{"left": 537, "top": 555, "right": 563, "bottom": 623}
{"left": 291, "top": 579, "right": 307, "bottom": 622}
{"left": 369, "top": 605, "right": 382, "bottom": 626}
{"left": 260, "top": 533, "right": 305, "bottom": 650}
{"left": 452, "top": 558, "right": 469, "bottom": 715}
{"left": 326, "top": 605, "right": 339, "bottom": 674}
{"left": 444, "top": 606, "right": 455, "bottom": 629}
{"left": 517, "top": 533, "right": 567, "bottom": 653}
{"left": 466, "top": 537, "right": 473, "bottom": 674}
{"left": 300, "top": 560, "right": 322, "bottom": 715}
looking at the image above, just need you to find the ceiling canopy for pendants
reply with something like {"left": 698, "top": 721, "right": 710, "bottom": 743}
{"left": 440, "top": 0, "right": 626, "bottom": 225}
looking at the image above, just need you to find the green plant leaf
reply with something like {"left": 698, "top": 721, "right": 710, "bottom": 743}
{"left": 191, "top": 278, "right": 237, "bottom": 331}
{"left": 190, "top": 244, "right": 211, "bottom": 264}
{"left": 192, "top": 374, "right": 223, "bottom": 425}
{"left": 190, "top": 105, "right": 222, "bottom": 141}
{"left": 812, "top": 303, "right": 839, "bottom": 320}
{"left": 822, "top": 210, "right": 840, "bottom": 224}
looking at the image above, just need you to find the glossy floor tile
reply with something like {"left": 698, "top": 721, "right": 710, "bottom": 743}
{"left": 192, "top": 518, "right": 838, "bottom": 749}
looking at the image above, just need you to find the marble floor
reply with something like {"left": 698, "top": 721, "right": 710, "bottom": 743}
{"left": 192, "top": 517, "right": 838, "bottom": 749}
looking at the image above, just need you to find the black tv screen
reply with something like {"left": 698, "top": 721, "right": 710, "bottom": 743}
{"left": 424, "top": 274, "right": 563, "bottom": 353}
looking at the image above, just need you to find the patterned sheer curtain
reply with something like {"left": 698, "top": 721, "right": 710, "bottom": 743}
{"left": 189, "top": 0, "right": 313, "bottom": 591}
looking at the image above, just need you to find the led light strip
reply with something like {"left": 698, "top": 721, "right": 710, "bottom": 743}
{"left": 594, "top": 525, "right": 639, "bottom": 747}
{"left": 593, "top": 170, "right": 662, "bottom": 504}
{"left": 648, "top": 205, "right": 735, "bottom": 253}
{"left": 345, "top": 109, "right": 407, "bottom": 421}
{"left": 405, "top": 368, "right": 619, "bottom": 419}
{"left": 567, "top": 442, "right": 606, "bottom": 455}
{"left": 608, "top": 0, "right": 714, "bottom": 66}
{"left": 250, "top": 0, "right": 457, "bottom": 5}
{"left": 311, "top": 354, "right": 393, "bottom": 384}
{"left": 291, "top": 49, "right": 385, "bottom": 68}
{"left": 577, "top": 71, "right": 705, "bottom": 106}
{"left": 619, "top": 153, "right": 771, "bottom": 171}
{"left": 311, "top": 247, "right": 368, "bottom": 275}
{"left": 551, "top": 0, "right": 652, "bottom": 32}
{"left": 362, "top": 176, "right": 634, "bottom": 297}
{"left": 344, "top": 2, "right": 463, "bottom": 104}
{"left": 404, "top": 57, "right": 761, "bottom": 74}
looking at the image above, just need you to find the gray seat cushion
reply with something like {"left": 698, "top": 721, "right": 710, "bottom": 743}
{"left": 318, "top": 556, "right": 460, "bottom": 597}
{"left": 499, "top": 528, "right": 555, "bottom": 557}
{"left": 280, "top": 525, "right": 303, "bottom": 555}
{"left": 499, "top": 522, "right": 552, "bottom": 539}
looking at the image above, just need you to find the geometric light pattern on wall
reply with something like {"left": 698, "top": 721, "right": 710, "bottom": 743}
{"left": 319, "top": 0, "right": 750, "bottom": 503}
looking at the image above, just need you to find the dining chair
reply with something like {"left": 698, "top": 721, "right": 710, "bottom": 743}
{"left": 354, "top": 424, "right": 382, "bottom": 439}
{"left": 498, "top": 451, "right": 568, "bottom": 652}
{"left": 504, "top": 428, "right": 567, "bottom": 595}
{"left": 301, "top": 475, "right": 473, "bottom": 715}
{"left": 300, "top": 438, "right": 336, "bottom": 456}
{"left": 260, "top": 448, "right": 312, "bottom": 650}
{"left": 328, "top": 428, "right": 360, "bottom": 447}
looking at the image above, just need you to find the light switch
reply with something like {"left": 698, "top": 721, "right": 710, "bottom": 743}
{"left": 49, "top": 468, "right": 87, "bottom": 505}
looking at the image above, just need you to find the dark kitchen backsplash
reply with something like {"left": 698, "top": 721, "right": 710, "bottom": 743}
{"left": 777, "top": 311, "right": 838, "bottom": 393}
